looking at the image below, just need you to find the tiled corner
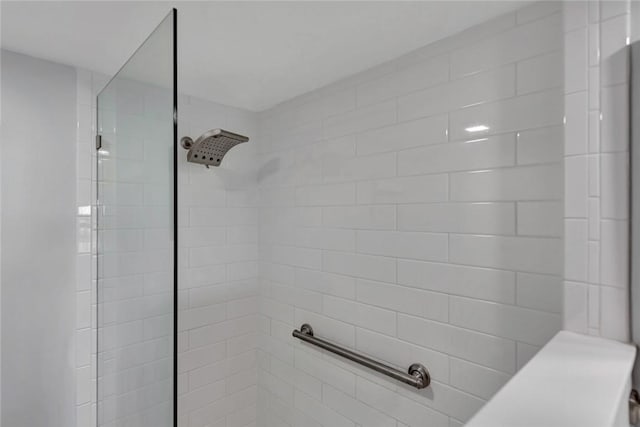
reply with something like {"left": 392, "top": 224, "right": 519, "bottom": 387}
{"left": 563, "top": 0, "right": 631, "bottom": 342}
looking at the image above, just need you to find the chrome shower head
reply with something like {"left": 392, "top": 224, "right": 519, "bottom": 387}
{"left": 181, "top": 129, "right": 249, "bottom": 167}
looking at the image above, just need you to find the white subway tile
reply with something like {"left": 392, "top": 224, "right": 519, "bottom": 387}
{"left": 600, "top": 14, "right": 629, "bottom": 60}
{"left": 259, "top": 370, "right": 294, "bottom": 405}
{"left": 589, "top": 65, "right": 600, "bottom": 106}
{"left": 189, "top": 244, "right": 258, "bottom": 267}
{"left": 398, "top": 134, "right": 516, "bottom": 176}
{"left": 517, "top": 201, "right": 562, "bottom": 237}
{"left": 324, "top": 100, "right": 396, "bottom": 138}
{"left": 409, "top": 13, "right": 516, "bottom": 63}
{"left": 564, "top": 155, "right": 588, "bottom": 218}
{"left": 564, "top": 281, "right": 589, "bottom": 334}
{"left": 450, "top": 164, "right": 562, "bottom": 202}
{"left": 356, "top": 377, "right": 449, "bottom": 427}
{"left": 294, "top": 269, "right": 356, "bottom": 300}
{"left": 516, "top": 272, "right": 563, "bottom": 314}
{"left": 189, "top": 315, "right": 257, "bottom": 348}
{"left": 179, "top": 304, "right": 226, "bottom": 331}
{"left": 322, "top": 384, "right": 396, "bottom": 427}
{"left": 323, "top": 152, "right": 396, "bottom": 183}
{"left": 323, "top": 250, "right": 396, "bottom": 284}
{"left": 588, "top": 283, "right": 600, "bottom": 328}
{"left": 564, "top": 1, "right": 588, "bottom": 30}
{"left": 398, "top": 260, "right": 516, "bottom": 304}
{"left": 178, "top": 342, "right": 227, "bottom": 373}
{"left": 449, "top": 358, "right": 511, "bottom": 400}
{"left": 294, "top": 390, "right": 355, "bottom": 427}
{"left": 449, "top": 296, "right": 561, "bottom": 345}
{"left": 357, "top": 174, "right": 448, "bottom": 204}
{"left": 271, "top": 356, "right": 321, "bottom": 401}
{"left": 76, "top": 328, "right": 91, "bottom": 367}
{"left": 601, "top": 38, "right": 629, "bottom": 86}
{"left": 600, "top": 1, "right": 629, "bottom": 20}
{"left": 271, "top": 283, "right": 322, "bottom": 314}
{"left": 180, "top": 227, "right": 226, "bottom": 248}
{"left": 451, "top": 13, "right": 562, "bottom": 78}
{"left": 356, "top": 279, "right": 448, "bottom": 321}
{"left": 600, "top": 286, "right": 630, "bottom": 341}
{"left": 450, "top": 234, "right": 562, "bottom": 275}
{"left": 323, "top": 295, "right": 396, "bottom": 336}
{"left": 356, "top": 114, "right": 448, "bottom": 156}
{"left": 518, "top": 1, "right": 562, "bottom": 24}
{"left": 357, "top": 54, "right": 449, "bottom": 107}
{"left": 600, "top": 84, "right": 629, "bottom": 152}
{"left": 398, "top": 65, "right": 516, "bottom": 122}
{"left": 77, "top": 291, "right": 91, "bottom": 329}
{"left": 357, "top": 230, "right": 448, "bottom": 262}
{"left": 294, "top": 227, "right": 356, "bottom": 252}
{"left": 449, "top": 89, "right": 563, "bottom": 140}
{"left": 295, "top": 182, "right": 356, "bottom": 206}
{"left": 400, "top": 381, "right": 485, "bottom": 423}
{"left": 517, "top": 50, "right": 563, "bottom": 94}
{"left": 76, "top": 404, "right": 94, "bottom": 427}
{"left": 516, "top": 125, "right": 563, "bottom": 165}
{"left": 564, "top": 219, "right": 589, "bottom": 282}
{"left": 564, "top": 28, "right": 589, "bottom": 93}
{"left": 564, "top": 91, "right": 588, "bottom": 155}
{"left": 398, "top": 202, "right": 516, "bottom": 235}
{"left": 589, "top": 110, "right": 600, "bottom": 154}
{"left": 76, "top": 366, "right": 92, "bottom": 405}
{"left": 588, "top": 155, "right": 600, "bottom": 198}
{"left": 355, "top": 328, "right": 450, "bottom": 382}
{"left": 600, "top": 220, "right": 629, "bottom": 288}
{"left": 323, "top": 205, "right": 396, "bottom": 230}
{"left": 294, "top": 349, "right": 356, "bottom": 397}
{"left": 397, "top": 314, "right": 516, "bottom": 373}
{"left": 601, "top": 152, "right": 629, "bottom": 219}
{"left": 261, "top": 297, "right": 295, "bottom": 325}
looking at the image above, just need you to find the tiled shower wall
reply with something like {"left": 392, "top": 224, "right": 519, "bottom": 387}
{"left": 256, "top": 4, "right": 564, "bottom": 427}
{"left": 68, "top": 1, "right": 639, "bottom": 427}
{"left": 562, "top": 0, "right": 633, "bottom": 341}
{"left": 176, "top": 96, "right": 259, "bottom": 426}
{"left": 75, "top": 74, "right": 260, "bottom": 426}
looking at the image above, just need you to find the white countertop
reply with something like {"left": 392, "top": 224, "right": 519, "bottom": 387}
{"left": 466, "top": 331, "right": 637, "bottom": 427}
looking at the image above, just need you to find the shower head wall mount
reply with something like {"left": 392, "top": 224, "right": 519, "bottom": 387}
{"left": 181, "top": 128, "right": 249, "bottom": 167}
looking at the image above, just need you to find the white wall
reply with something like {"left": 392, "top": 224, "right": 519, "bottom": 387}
{"left": 562, "top": 0, "right": 633, "bottom": 341}
{"left": 256, "top": 3, "right": 564, "bottom": 427}
{"left": 74, "top": 71, "right": 261, "bottom": 427}
{"left": 14, "top": 2, "right": 633, "bottom": 427}
{"left": 74, "top": 68, "right": 98, "bottom": 427}
{"left": 176, "top": 95, "right": 260, "bottom": 427}
{"left": 1, "top": 49, "right": 77, "bottom": 427}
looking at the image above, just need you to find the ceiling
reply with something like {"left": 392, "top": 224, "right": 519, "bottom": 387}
{"left": 1, "top": 1, "right": 529, "bottom": 111}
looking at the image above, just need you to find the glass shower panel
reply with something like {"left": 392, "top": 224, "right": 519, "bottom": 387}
{"left": 96, "top": 10, "right": 176, "bottom": 427}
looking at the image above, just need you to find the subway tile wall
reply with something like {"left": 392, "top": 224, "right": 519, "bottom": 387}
{"left": 177, "top": 95, "right": 259, "bottom": 427}
{"left": 75, "top": 73, "right": 260, "bottom": 426}
{"left": 75, "top": 68, "right": 98, "bottom": 427}
{"left": 256, "top": 3, "right": 564, "bottom": 426}
{"left": 71, "top": 1, "right": 637, "bottom": 426}
{"left": 77, "top": 72, "right": 180, "bottom": 426}
{"left": 562, "top": 0, "right": 632, "bottom": 341}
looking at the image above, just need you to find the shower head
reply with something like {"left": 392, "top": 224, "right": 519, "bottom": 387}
{"left": 181, "top": 129, "right": 249, "bottom": 167}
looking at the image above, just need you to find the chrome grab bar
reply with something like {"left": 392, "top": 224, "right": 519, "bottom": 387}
{"left": 291, "top": 323, "right": 430, "bottom": 389}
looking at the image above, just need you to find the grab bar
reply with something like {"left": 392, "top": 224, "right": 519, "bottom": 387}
{"left": 292, "top": 323, "right": 430, "bottom": 389}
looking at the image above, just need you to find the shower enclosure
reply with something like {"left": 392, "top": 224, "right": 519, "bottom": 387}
{"left": 96, "top": 10, "right": 177, "bottom": 426}
{"left": 91, "top": 3, "right": 570, "bottom": 427}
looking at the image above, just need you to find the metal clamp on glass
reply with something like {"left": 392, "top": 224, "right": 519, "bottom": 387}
{"left": 292, "top": 323, "right": 430, "bottom": 389}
